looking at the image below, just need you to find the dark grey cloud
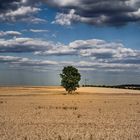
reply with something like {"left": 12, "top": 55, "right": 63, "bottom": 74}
{"left": 0, "top": 0, "right": 19, "bottom": 12}
{"left": 0, "top": 0, "right": 46, "bottom": 23}
{"left": 0, "top": 0, "right": 38, "bottom": 12}
{"left": 1, "top": 0, "right": 139, "bottom": 26}
{"left": 47, "top": 0, "right": 140, "bottom": 26}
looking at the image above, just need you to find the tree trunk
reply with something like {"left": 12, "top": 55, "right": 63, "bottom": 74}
{"left": 68, "top": 90, "right": 72, "bottom": 94}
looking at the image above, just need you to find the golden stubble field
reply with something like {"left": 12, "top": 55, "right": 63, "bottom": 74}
{"left": 0, "top": 86, "right": 140, "bottom": 140}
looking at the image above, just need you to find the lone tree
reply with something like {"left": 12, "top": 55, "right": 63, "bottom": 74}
{"left": 60, "top": 66, "right": 81, "bottom": 94}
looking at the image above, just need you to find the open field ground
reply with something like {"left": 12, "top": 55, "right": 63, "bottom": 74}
{"left": 0, "top": 87, "right": 140, "bottom": 140}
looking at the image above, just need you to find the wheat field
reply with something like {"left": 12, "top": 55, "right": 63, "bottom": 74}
{"left": 0, "top": 86, "right": 140, "bottom": 140}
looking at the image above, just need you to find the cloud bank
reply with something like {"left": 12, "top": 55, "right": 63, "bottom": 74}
{"left": 0, "top": 0, "right": 46, "bottom": 23}
{"left": 47, "top": 0, "right": 140, "bottom": 26}
{"left": 0, "top": 36, "right": 140, "bottom": 72}
{"left": 0, "top": 37, "right": 56, "bottom": 53}
{"left": 0, "top": 0, "right": 140, "bottom": 26}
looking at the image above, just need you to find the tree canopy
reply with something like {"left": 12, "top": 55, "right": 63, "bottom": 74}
{"left": 60, "top": 66, "right": 81, "bottom": 94}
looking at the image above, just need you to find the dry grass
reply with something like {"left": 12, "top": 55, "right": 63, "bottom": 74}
{"left": 0, "top": 86, "right": 140, "bottom": 140}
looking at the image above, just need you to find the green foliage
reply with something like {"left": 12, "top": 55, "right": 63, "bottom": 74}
{"left": 60, "top": 66, "right": 81, "bottom": 94}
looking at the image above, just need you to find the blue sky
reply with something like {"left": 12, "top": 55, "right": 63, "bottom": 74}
{"left": 0, "top": 0, "right": 140, "bottom": 85}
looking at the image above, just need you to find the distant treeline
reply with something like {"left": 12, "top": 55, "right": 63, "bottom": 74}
{"left": 82, "top": 84, "right": 140, "bottom": 90}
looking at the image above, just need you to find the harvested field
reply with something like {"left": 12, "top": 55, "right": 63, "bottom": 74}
{"left": 0, "top": 87, "right": 140, "bottom": 140}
